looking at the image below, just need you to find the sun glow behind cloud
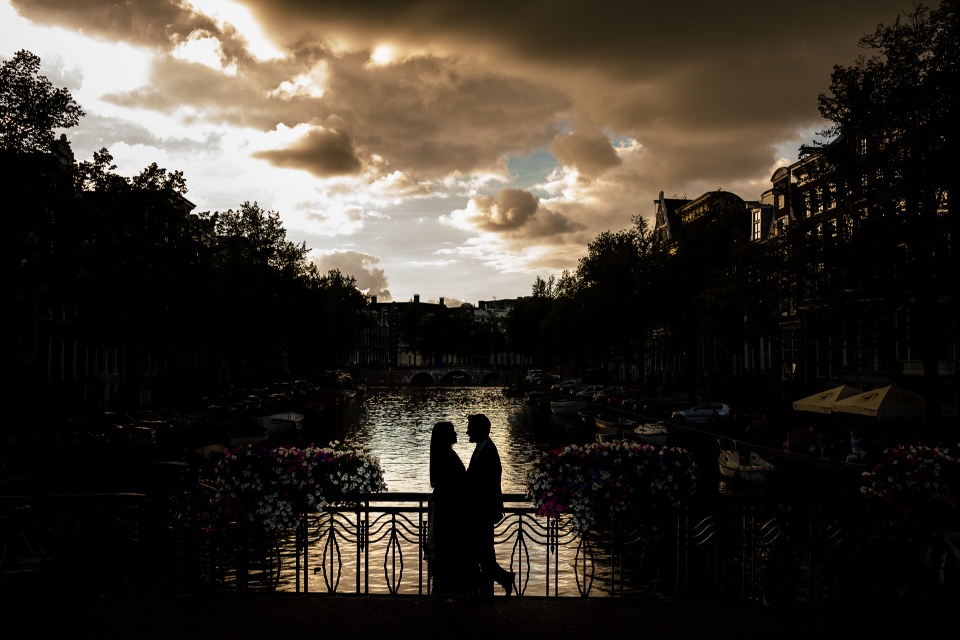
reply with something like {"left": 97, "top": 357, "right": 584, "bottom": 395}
{"left": 369, "top": 44, "right": 396, "bottom": 66}
{"left": 2, "top": 0, "right": 918, "bottom": 304}
{"left": 187, "top": 0, "right": 284, "bottom": 61}
{"left": 268, "top": 62, "right": 329, "bottom": 99}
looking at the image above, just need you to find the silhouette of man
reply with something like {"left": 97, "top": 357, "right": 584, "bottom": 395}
{"left": 465, "top": 413, "right": 515, "bottom": 600}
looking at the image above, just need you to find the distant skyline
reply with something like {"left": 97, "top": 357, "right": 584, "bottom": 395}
{"left": 2, "top": 0, "right": 914, "bottom": 305}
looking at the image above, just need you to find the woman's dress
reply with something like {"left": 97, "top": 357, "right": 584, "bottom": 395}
{"left": 431, "top": 449, "right": 478, "bottom": 597}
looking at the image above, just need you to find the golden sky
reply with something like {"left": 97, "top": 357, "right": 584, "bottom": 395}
{"left": 2, "top": 0, "right": 913, "bottom": 304}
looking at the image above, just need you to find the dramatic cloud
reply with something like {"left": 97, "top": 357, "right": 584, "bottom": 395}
{"left": 551, "top": 130, "right": 621, "bottom": 179}
{"left": 313, "top": 250, "right": 391, "bottom": 301}
{"left": 3, "top": 0, "right": 915, "bottom": 303}
{"left": 443, "top": 188, "right": 584, "bottom": 239}
{"left": 253, "top": 127, "right": 363, "bottom": 177}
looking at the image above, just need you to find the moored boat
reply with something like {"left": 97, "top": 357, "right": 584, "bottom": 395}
{"left": 594, "top": 414, "right": 636, "bottom": 443}
{"left": 254, "top": 412, "right": 304, "bottom": 434}
{"left": 596, "top": 425, "right": 630, "bottom": 443}
{"left": 578, "top": 408, "right": 600, "bottom": 426}
{"left": 551, "top": 399, "right": 588, "bottom": 415}
{"left": 633, "top": 421, "right": 669, "bottom": 446}
{"left": 718, "top": 439, "right": 776, "bottom": 483}
{"left": 595, "top": 414, "right": 636, "bottom": 430}
{"left": 525, "top": 390, "right": 549, "bottom": 406}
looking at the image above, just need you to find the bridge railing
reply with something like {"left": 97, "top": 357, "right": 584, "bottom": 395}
{"left": 3, "top": 492, "right": 875, "bottom": 603}
{"left": 207, "top": 492, "right": 869, "bottom": 603}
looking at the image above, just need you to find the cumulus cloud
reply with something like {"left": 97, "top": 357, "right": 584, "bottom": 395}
{"left": 5, "top": 0, "right": 916, "bottom": 303}
{"left": 253, "top": 127, "right": 362, "bottom": 177}
{"left": 443, "top": 188, "right": 583, "bottom": 239}
{"left": 313, "top": 250, "right": 391, "bottom": 301}
{"left": 550, "top": 130, "right": 621, "bottom": 179}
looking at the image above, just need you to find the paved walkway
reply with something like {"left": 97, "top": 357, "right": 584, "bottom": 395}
{"left": 5, "top": 593, "right": 932, "bottom": 640}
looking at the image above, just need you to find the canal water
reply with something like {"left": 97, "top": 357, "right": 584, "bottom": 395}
{"left": 273, "top": 386, "right": 649, "bottom": 596}
{"left": 310, "top": 386, "right": 597, "bottom": 494}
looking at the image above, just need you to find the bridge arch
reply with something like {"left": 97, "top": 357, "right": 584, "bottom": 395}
{"left": 409, "top": 371, "right": 436, "bottom": 386}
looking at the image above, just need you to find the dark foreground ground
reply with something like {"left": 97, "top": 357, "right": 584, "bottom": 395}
{"left": 4, "top": 592, "right": 936, "bottom": 640}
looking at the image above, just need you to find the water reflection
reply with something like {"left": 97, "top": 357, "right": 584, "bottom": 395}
{"left": 314, "top": 387, "right": 597, "bottom": 494}
{"left": 269, "top": 386, "right": 729, "bottom": 595}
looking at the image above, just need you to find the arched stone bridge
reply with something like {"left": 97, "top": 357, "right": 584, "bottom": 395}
{"left": 358, "top": 367, "right": 522, "bottom": 387}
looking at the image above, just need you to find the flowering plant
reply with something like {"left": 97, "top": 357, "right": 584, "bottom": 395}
{"left": 861, "top": 443, "right": 959, "bottom": 526}
{"left": 526, "top": 440, "right": 696, "bottom": 532}
{"left": 213, "top": 440, "right": 387, "bottom": 531}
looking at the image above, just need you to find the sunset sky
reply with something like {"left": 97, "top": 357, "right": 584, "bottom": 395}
{"left": 2, "top": 0, "right": 913, "bottom": 305}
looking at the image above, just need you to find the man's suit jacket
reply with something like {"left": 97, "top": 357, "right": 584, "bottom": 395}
{"left": 467, "top": 440, "right": 505, "bottom": 525}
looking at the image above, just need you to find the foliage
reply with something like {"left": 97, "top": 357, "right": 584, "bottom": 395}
{"left": 1, "top": 49, "right": 85, "bottom": 152}
{"left": 526, "top": 440, "right": 696, "bottom": 532}
{"left": 861, "top": 443, "right": 960, "bottom": 527}
{"left": 130, "top": 162, "right": 189, "bottom": 195}
{"left": 505, "top": 278, "right": 556, "bottom": 363}
{"left": 213, "top": 441, "right": 388, "bottom": 532}
{"left": 75, "top": 148, "right": 128, "bottom": 192}
{"left": 814, "top": 0, "right": 958, "bottom": 416}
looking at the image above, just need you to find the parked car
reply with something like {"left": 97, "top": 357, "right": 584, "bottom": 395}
{"left": 671, "top": 402, "right": 732, "bottom": 424}
{"left": 575, "top": 384, "right": 606, "bottom": 400}
{"left": 644, "top": 392, "right": 702, "bottom": 414}
{"left": 620, "top": 393, "right": 660, "bottom": 412}
{"left": 603, "top": 388, "right": 644, "bottom": 408}
{"left": 591, "top": 387, "right": 629, "bottom": 406}
{"left": 551, "top": 378, "right": 582, "bottom": 393}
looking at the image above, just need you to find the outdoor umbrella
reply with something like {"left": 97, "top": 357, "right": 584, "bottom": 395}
{"left": 792, "top": 384, "right": 863, "bottom": 414}
{"left": 831, "top": 385, "right": 928, "bottom": 418}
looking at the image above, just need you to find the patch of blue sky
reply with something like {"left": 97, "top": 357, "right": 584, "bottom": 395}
{"left": 506, "top": 149, "right": 559, "bottom": 193}
{"left": 608, "top": 133, "right": 635, "bottom": 149}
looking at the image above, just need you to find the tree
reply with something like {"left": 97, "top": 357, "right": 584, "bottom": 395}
{"left": 298, "top": 269, "right": 370, "bottom": 370}
{"left": 76, "top": 148, "right": 128, "bottom": 192}
{"left": 505, "top": 276, "right": 556, "bottom": 367}
{"left": 130, "top": 162, "right": 189, "bottom": 195}
{"left": 816, "top": 0, "right": 958, "bottom": 420}
{"left": 1, "top": 50, "right": 84, "bottom": 153}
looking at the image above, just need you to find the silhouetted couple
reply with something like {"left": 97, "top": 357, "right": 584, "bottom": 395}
{"left": 429, "top": 414, "right": 515, "bottom": 604}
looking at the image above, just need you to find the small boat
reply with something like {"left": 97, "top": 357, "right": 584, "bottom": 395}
{"left": 594, "top": 414, "right": 636, "bottom": 443}
{"left": 594, "top": 414, "right": 635, "bottom": 430}
{"left": 718, "top": 441, "right": 776, "bottom": 483}
{"left": 578, "top": 408, "right": 600, "bottom": 426}
{"left": 305, "top": 393, "right": 343, "bottom": 414}
{"left": 254, "top": 412, "right": 305, "bottom": 434}
{"left": 551, "top": 399, "right": 588, "bottom": 415}
{"left": 596, "top": 425, "right": 630, "bottom": 443}
{"left": 633, "top": 421, "right": 669, "bottom": 446}
{"left": 525, "top": 390, "right": 549, "bottom": 406}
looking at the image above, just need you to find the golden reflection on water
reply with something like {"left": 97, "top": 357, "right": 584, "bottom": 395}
{"left": 331, "top": 386, "right": 595, "bottom": 494}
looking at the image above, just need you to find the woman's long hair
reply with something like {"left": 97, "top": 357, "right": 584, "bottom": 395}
{"left": 429, "top": 421, "right": 455, "bottom": 488}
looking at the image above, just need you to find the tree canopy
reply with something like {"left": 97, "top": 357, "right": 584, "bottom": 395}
{"left": 816, "top": 0, "right": 958, "bottom": 415}
{"left": 1, "top": 49, "right": 84, "bottom": 153}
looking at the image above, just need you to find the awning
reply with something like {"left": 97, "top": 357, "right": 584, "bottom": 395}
{"left": 831, "top": 385, "right": 931, "bottom": 418}
{"left": 792, "top": 384, "right": 862, "bottom": 414}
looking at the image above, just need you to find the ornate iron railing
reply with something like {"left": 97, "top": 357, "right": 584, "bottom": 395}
{"left": 205, "top": 492, "right": 873, "bottom": 603}
{"left": 5, "top": 491, "right": 920, "bottom": 604}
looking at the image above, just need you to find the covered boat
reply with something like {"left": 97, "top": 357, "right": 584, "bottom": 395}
{"left": 254, "top": 412, "right": 304, "bottom": 434}
{"left": 718, "top": 439, "right": 775, "bottom": 483}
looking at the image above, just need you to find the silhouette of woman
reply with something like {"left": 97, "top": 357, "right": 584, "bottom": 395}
{"left": 429, "top": 421, "right": 478, "bottom": 602}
